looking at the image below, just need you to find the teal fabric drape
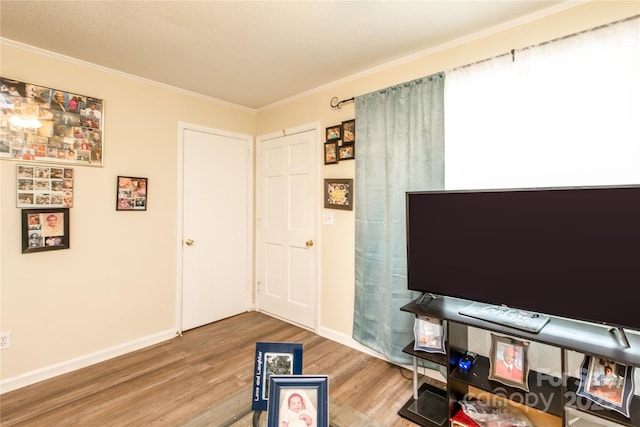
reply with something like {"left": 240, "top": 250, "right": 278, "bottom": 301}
{"left": 353, "top": 73, "right": 445, "bottom": 365}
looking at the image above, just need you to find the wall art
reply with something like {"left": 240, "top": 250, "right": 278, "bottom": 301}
{"left": 22, "top": 208, "right": 70, "bottom": 253}
{"left": 16, "top": 164, "right": 74, "bottom": 208}
{"left": 116, "top": 176, "right": 148, "bottom": 211}
{"left": 1, "top": 77, "right": 104, "bottom": 167}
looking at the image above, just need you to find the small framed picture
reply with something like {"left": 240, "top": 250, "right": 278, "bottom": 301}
{"left": 341, "top": 119, "right": 355, "bottom": 143}
{"left": 324, "top": 141, "right": 338, "bottom": 165}
{"left": 577, "top": 355, "right": 635, "bottom": 418}
{"left": 17, "top": 164, "right": 74, "bottom": 208}
{"left": 324, "top": 178, "right": 353, "bottom": 210}
{"left": 325, "top": 124, "right": 342, "bottom": 141}
{"left": 252, "top": 342, "right": 303, "bottom": 411}
{"left": 267, "top": 375, "right": 328, "bottom": 427}
{"left": 338, "top": 143, "right": 355, "bottom": 160}
{"left": 488, "top": 334, "right": 530, "bottom": 391}
{"left": 22, "top": 208, "right": 70, "bottom": 253}
{"left": 116, "top": 176, "right": 148, "bottom": 211}
{"left": 413, "top": 316, "right": 445, "bottom": 354}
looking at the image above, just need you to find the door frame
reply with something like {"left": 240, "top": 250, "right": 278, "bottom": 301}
{"left": 255, "top": 121, "right": 322, "bottom": 331}
{"left": 176, "top": 121, "right": 254, "bottom": 334}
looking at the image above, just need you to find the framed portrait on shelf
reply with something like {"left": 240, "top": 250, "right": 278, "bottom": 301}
{"left": 267, "top": 375, "right": 328, "bottom": 427}
{"left": 252, "top": 342, "right": 303, "bottom": 411}
{"left": 413, "top": 316, "right": 445, "bottom": 354}
{"left": 22, "top": 208, "right": 70, "bottom": 253}
{"left": 324, "top": 178, "right": 353, "bottom": 210}
{"left": 577, "top": 355, "right": 635, "bottom": 418}
{"left": 16, "top": 164, "right": 74, "bottom": 208}
{"left": 1, "top": 77, "right": 104, "bottom": 167}
{"left": 116, "top": 176, "right": 148, "bottom": 211}
{"left": 324, "top": 141, "right": 338, "bottom": 165}
{"left": 488, "top": 334, "right": 530, "bottom": 391}
{"left": 325, "top": 124, "right": 342, "bottom": 141}
{"left": 341, "top": 119, "right": 355, "bottom": 143}
{"left": 338, "top": 143, "right": 355, "bottom": 160}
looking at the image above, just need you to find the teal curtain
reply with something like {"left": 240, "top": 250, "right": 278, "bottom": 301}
{"left": 353, "top": 73, "right": 445, "bottom": 365}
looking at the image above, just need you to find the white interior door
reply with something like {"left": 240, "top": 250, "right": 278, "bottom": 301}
{"left": 178, "top": 124, "right": 253, "bottom": 331}
{"left": 256, "top": 126, "right": 319, "bottom": 329}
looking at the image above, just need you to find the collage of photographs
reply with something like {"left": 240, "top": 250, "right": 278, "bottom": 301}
{"left": 0, "top": 77, "right": 104, "bottom": 166}
{"left": 17, "top": 164, "right": 74, "bottom": 208}
{"left": 116, "top": 176, "right": 148, "bottom": 211}
{"left": 324, "top": 119, "right": 355, "bottom": 165}
{"left": 22, "top": 208, "right": 70, "bottom": 253}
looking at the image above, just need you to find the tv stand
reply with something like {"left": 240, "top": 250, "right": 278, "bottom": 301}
{"left": 458, "top": 302, "right": 550, "bottom": 333}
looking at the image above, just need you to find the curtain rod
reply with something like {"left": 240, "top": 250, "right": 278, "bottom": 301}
{"left": 450, "top": 14, "right": 639, "bottom": 72}
{"left": 330, "top": 96, "right": 354, "bottom": 110}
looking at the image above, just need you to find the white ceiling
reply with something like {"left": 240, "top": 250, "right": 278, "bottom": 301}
{"left": 1, "top": 1, "right": 569, "bottom": 110}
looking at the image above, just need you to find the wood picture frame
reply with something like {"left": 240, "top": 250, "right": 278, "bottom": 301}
{"left": 252, "top": 342, "right": 303, "bottom": 411}
{"left": 341, "top": 119, "right": 355, "bottom": 143}
{"left": 116, "top": 176, "right": 148, "bottom": 211}
{"left": 324, "top": 178, "right": 353, "bottom": 210}
{"left": 488, "top": 334, "right": 530, "bottom": 391}
{"left": 22, "top": 208, "right": 70, "bottom": 253}
{"left": 325, "top": 124, "right": 342, "bottom": 141}
{"left": 324, "top": 141, "right": 338, "bottom": 165}
{"left": 338, "top": 143, "right": 355, "bottom": 160}
{"left": 1, "top": 76, "right": 104, "bottom": 167}
{"left": 577, "top": 355, "right": 635, "bottom": 418}
{"left": 267, "top": 375, "right": 328, "bottom": 427}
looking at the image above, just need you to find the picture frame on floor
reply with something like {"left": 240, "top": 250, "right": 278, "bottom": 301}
{"left": 267, "top": 375, "right": 328, "bottom": 427}
{"left": 252, "top": 342, "right": 303, "bottom": 411}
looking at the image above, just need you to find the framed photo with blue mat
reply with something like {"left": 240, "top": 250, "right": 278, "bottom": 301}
{"left": 577, "top": 355, "right": 634, "bottom": 418}
{"left": 252, "top": 342, "right": 303, "bottom": 411}
{"left": 267, "top": 375, "right": 328, "bottom": 427}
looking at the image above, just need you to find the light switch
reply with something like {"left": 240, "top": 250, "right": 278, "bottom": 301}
{"left": 323, "top": 211, "right": 334, "bottom": 225}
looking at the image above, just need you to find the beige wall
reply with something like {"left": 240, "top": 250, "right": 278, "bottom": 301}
{"left": 1, "top": 1, "right": 637, "bottom": 390}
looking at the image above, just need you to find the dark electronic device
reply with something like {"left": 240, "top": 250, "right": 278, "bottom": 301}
{"left": 458, "top": 351, "right": 477, "bottom": 371}
{"left": 406, "top": 185, "right": 640, "bottom": 335}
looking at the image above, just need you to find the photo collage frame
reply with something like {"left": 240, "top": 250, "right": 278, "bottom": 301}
{"left": 324, "top": 119, "right": 355, "bottom": 164}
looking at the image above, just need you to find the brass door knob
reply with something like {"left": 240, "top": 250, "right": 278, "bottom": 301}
{"left": 305, "top": 240, "right": 314, "bottom": 247}
{"left": 185, "top": 239, "right": 194, "bottom": 246}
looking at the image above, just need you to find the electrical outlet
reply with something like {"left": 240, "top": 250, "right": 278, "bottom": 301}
{"left": 0, "top": 331, "right": 11, "bottom": 350}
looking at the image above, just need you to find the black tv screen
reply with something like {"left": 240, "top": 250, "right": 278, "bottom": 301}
{"left": 406, "top": 185, "right": 640, "bottom": 332}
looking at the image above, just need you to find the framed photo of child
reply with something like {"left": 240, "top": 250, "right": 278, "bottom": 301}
{"left": 267, "top": 375, "right": 328, "bottom": 427}
{"left": 577, "top": 355, "right": 634, "bottom": 418}
{"left": 413, "top": 316, "right": 445, "bottom": 354}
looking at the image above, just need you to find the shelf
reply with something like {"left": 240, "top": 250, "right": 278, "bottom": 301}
{"left": 566, "top": 376, "right": 640, "bottom": 427}
{"left": 402, "top": 342, "right": 449, "bottom": 366}
{"left": 398, "top": 382, "right": 448, "bottom": 427}
{"left": 401, "top": 297, "right": 640, "bottom": 367}
{"left": 449, "top": 355, "right": 563, "bottom": 417}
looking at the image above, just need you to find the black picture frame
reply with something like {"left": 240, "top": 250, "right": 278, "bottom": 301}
{"left": 577, "top": 355, "right": 635, "bottom": 418}
{"left": 252, "top": 342, "right": 304, "bottom": 411}
{"left": 324, "top": 141, "right": 338, "bottom": 165}
{"left": 116, "top": 176, "right": 148, "bottom": 211}
{"left": 267, "top": 375, "right": 328, "bottom": 427}
{"left": 325, "top": 124, "right": 342, "bottom": 141}
{"left": 341, "top": 119, "right": 355, "bottom": 143}
{"left": 488, "top": 334, "right": 530, "bottom": 391}
{"left": 324, "top": 178, "right": 353, "bottom": 210}
{"left": 338, "top": 143, "right": 355, "bottom": 160}
{"left": 22, "top": 208, "right": 70, "bottom": 253}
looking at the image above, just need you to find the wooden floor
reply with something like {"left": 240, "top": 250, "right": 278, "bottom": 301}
{"left": 0, "top": 311, "right": 436, "bottom": 426}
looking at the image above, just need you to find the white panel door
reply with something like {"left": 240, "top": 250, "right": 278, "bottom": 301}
{"left": 179, "top": 125, "right": 252, "bottom": 331}
{"left": 256, "top": 127, "right": 318, "bottom": 329}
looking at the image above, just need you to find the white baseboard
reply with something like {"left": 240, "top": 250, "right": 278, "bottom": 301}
{"left": 316, "top": 325, "right": 446, "bottom": 383}
{"left": 0, "top": 329, "right": 176, "bottom": 394}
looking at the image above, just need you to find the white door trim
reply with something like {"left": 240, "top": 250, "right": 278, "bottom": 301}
{"left": 255, "top": 121, "right": 322, "bottom": 331}
{"left": 176, "top": 121, "right": 254, "bottom": 334}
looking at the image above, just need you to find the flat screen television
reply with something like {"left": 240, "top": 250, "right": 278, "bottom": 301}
{"left": 406, "top": 185, "right": 640, "bottom": 333}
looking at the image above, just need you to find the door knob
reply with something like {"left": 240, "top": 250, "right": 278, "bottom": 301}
{"left": 305, "top": 240, "right": 314, "bottom": 247}
{"left": 185, "top": 239, "right": 194, "bottom": 246}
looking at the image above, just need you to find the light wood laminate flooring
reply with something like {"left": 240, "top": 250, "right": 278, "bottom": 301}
{"left": 1, "top": 311, "right": 435, "bottom": 426}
